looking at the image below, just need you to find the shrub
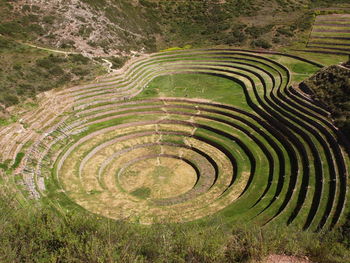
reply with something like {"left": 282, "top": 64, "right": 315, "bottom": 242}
{"left": 59, "top": 39, "right": 76, "bottom": 49}
{"left": 226, "top": 30, "right": 247, "bottom": 45}
{"left": 139, "top": 0, "right": 157, "bottom": 8}
{"left": 251, "top": 39, "right": 272, "bottom": 49}
{"left": 0, "top": 22, "right": 23, "bottom": 36}
{"left": 78, "top": 25, "right": 93, "bottom": 38}
{"left": 17, "top": 84, "right": 34, "bottom": 96}
{"left": 72, "top": 67, "right": 89, "bottom": 76}
{"left": 21, "top": 5, "right": 31, "bottom": 12}
{"left": 23, "top": 14, "right": 39, "bottom": 23}
{"left": 48, "top": 65, "right": 64, "bottom": 76}
{"left": 69, "top": 54, "right": 90, "bottom": 64}
{"left": 293, "top": 11, "right": 314, "bottom": 31}
{"left": 31, "top": 5, "right": 41, "bottom": 12}
{"left": 0, "top": 38, "right": 12, "bottom": 49}
{"left": 109, "top": 56, "right": 128, "bottom": 69}
{"left": 43, "top": 16, "right": 56, "bottom": 24}
{"left": 1, "top": 94, "right": 19, "bottom": 106}
{"left": 277, "top": 27, "right": 294, "bottom": 37}
{"left": 36, "top": 55, "right": 67, "bottom": 69}
{"left": 273, "top": 37, "right": 281, "bottom": 43}
{"left": 245, "top": 24, "right": 273, "bottom": 38}
{"left": 28, "top": 24, "right": 44, "bottom": 35}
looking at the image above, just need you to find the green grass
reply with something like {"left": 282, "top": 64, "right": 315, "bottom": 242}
{"left": 141, "top": 73, "right": 250, "bottom": 110}
{"left": 12, "top": 152, "right": 25, "bottom": 169}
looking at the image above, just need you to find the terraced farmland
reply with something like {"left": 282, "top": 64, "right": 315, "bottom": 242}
{"left": 306, "top": 14, "right": 350, "bottom": 55}
{"left": 1, "top": 49, "right": 349, "bottom": 231}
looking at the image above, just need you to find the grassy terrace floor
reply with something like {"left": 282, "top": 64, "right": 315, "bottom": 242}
{"left": 0, "top": 49, "right": 349, "bottom": 233}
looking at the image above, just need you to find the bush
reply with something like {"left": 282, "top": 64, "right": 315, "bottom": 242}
{"left": 139, "top": 0, "right": 157, "bottom": 8}
{"left": 245, "top": 24, "right": 273, "bottom": 38}
{"left": 0, "top": 38, "right": 12, "bottom": 49}
{"left": 69, "top": 54, "right": 89, "bottom": 64}
{"left": 109, "top": 56, "right": 128, "bottom": 69}
{"left": 251, "top": 39, "right": 272, "bottom": 49}
{"left": 43, "top": 15, "right": 56, "bottom": 24}
{"left": 21, "top": 5, "right": 31, "bottom": 12}
{"left": 226, "top": 30, "right": 247, "bottom": 45}
{"left": 293, "top": 11, "right": 314, "bottom": 31}
{"left": 36, "top": 55, "right": 67, "bottom": 69}
{"left": 1, "top": 94, "right": 19, "bottom": 106}
{"left": 0, "top": 22, "right": 23, "bottom": 36}
{"left": 72, "top": 67, "right": 89, "bottom": 76}
{"left": 28, "top": 24, "right": 44, "bottom": 35}
{"left": 48, "top": 65, "right": 64, "bottom": 76}
{"left": 59, "top": 39, "right": 76, "bottom": 49}
{"left": 277, "top": 27, "right": 294, "bottom": 37}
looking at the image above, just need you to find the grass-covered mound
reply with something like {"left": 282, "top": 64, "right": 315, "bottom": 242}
{"left": 301, "top": 63, "right": 350, "bottom": 135}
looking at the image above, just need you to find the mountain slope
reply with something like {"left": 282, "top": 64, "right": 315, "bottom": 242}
{"left": 0, "top": 0, "right": 315, "bottom": 56}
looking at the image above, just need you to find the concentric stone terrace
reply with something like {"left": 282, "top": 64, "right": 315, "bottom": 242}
{"left": 306, "top": 14, "right": 350, "bottom": 55}
{"left": 3, "top": 49, "right": 350, "bottom": 230}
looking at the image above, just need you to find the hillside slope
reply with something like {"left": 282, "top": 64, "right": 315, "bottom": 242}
{"left": 1, "top": 0, "right": 350, "bottom": 111}
{"left": 0, "top": 0, "right": 316, "bottom": 56}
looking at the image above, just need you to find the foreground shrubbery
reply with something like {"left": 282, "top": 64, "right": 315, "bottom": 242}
{"left": 0, "top": 193, "right": 349, "bottom": 263}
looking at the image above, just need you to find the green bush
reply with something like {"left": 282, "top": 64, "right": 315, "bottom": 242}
{"left": 21, "top": 5, "right": 31, "bottom": 12}
{"left": 251, "top": 39, "right": 272, "bottom": 49}
{"left": 72, "top": 67, "right": 89, "bottom": 76}
{"left": 245, "top": 25, "right": 273, "bottom": 38}
{"left": 69, "top": 54, "right": 89, "bottom": 64}
{"left": 108, "top": 56, "right": 128, "bottom": 69}
{"left": 59, "top": 40, "right": 75, "bottom": 49}
{"left": 43, "top": 15, "right": 56, "bottom": 24}
{"left": 0, "top": 22, "right": 23, "bottom": 36}
{"left": 36, "top": 55, "right": 67, "bottom": 70}
{"left": 293, "top": 11, "right": 314, "bottom": 31}
{"left": 0, "top": 38, "right": 12, "bottom": 49}
{"left": 226, "top": 30, "right": 247, "bottom": 45}
{"left": 139, "top": 0, "right": 157, "bottom": 8}
{"left": 277, "top": 27, "right": 294, "bottom": 37}
{"left": 1, "top": 94, "right": 19, "bottom": 106}
{"left": 28, "top": 24, "right": 44, "bottom": 35}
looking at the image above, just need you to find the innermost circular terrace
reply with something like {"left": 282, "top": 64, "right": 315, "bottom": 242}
{"left": 119, "top": 157, "right": 198, "bottom": 200}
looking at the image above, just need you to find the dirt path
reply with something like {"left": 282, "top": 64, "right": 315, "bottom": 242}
{"left": 22, "top": 42, "right": 78, "bottom": 55}
{"left": 101, "top": 59, "right": 115, "bottom": 73}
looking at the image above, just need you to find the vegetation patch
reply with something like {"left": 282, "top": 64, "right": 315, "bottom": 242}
{"left": 131, "top": 187, "right": 151, "bottom": 199}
